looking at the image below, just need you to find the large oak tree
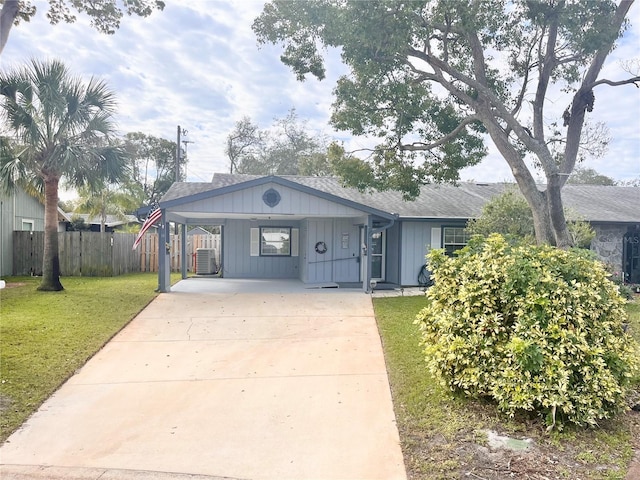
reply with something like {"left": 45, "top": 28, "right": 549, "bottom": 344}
{"left": 254, "top": 0, "right": 639, "bottom": 247}
{"left": 0, "top": 0, "right": 165, "bottom": 55}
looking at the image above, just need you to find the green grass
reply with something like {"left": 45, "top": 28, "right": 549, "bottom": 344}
{"left": 374, "top": 295, "right": 640, "bottom": 480}
{"left": 0, "top": 273, "right": 181, "bottom": 442}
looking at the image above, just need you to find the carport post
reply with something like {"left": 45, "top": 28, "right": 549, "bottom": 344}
{"left": 157, "top": 215, "right": 171, "bottom": 293}
{"left": 365, "top": 217, "right": 373, "bottom": 293}
{"left": 180, "top": 224, "right": 187, "bottom": 279}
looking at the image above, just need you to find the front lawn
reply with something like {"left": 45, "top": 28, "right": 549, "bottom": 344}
{"left": 374, "top": 294, "right": 640, "bottom": 480}
{"left": 0, "top": 273, "right": 180, "bottom": 442}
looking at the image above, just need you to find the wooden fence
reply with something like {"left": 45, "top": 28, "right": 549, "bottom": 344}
{"left": 12, "top": 231, "right": 221, "bottom": 277}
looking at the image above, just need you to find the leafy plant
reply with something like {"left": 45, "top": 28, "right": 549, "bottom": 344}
{"left": 416, "top": 234, "right": 639, "bottom": 429}
{"left": 466, "top": 188, "right": 595, "bottom": 248}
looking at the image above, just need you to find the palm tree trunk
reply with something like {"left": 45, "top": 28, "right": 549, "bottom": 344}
{"left": 38, "top": 174, "right": 64, "bottom": 291}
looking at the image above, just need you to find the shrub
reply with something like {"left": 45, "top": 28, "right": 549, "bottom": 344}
{"left": 416, "top": 234, "right": 639, "bottom": 429}
{"left": 466, "top": 188, "right": 595, "bottom": 248}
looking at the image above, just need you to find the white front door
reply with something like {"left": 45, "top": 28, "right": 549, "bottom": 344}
{"left": 360, "top": 228, "right": 385, "bottom": 282}
{"left": 371, "top": 231, "right": 385, "bottom": 281}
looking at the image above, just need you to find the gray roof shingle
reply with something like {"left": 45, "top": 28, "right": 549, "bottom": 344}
{"left": 160, "top": 174, "right": 640, "bottom": 223}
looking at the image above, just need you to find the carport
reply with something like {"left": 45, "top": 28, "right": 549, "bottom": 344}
{"left": 152, "top": 175, "right": 397, "bottom": 293}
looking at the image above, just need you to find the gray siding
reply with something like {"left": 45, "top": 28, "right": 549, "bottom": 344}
{"left": 1, "top": 189, "right": 45, "bottom": 276}
{"left": 299, "top": 220, "right": 309, "bottom": 282}
{"left": 185, "top": 182, "right": 367, "bottom": 217}
{"left": 385, "top": 223, "right": 401, "bottom": 285}
{"left": 330, "top": 218, "right": 360, "bottom": 283}
{"left": 306, "top": 219, "right": 333, "bottom": 283}
{"left": 400, "top": 221, "right": 436, "bottom": 286}
{"left": 0, "top": 194, "right": 13, "bottom": 276}
{"left": 222, "top": 219, "right": 301, "bottom": 279}
{"left": 304, "top": 218, "right": 361, "bottom": 284}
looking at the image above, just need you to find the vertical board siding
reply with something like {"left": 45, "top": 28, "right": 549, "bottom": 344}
{"left": 331, "top": 219, "right": 360, "bottom": 283}
{"left": 385, "top": 222, "right": 401, "bottom": 285}
{"left": 400, "top": 222, "right": 434, "bottom": 286}
{"left": 222, "top": 220, "right": 300, "bottom": 279}
{"left": 306, "top": 219, "right": 333, "bottom": 283}
{"left": 189, "top": 183, "right": 366, "bottom": 217}
{"left": 13, "top": 189, "right": 45, "bottom": 231}
{"left": 1, "top": 197, "right": 14, "bottom": 276}
{"left": 299, "top": 221, "right": 309, "bottom": 282}
{"left": 1, "top": 189, "right": 46, "bottom": 276}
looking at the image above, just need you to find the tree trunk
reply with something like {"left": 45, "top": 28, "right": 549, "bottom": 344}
{"left": 525, "top": 188, "right": 556, "bottom": 246}
{"left": 482, "top": 115, "right": 557, "bottom": 245}
{"left": 0, "top": 0, "right": 19, "bottom": 55}
{"left": 38, "top": 174, "right": 64, "bottom": 291}
{"left": 546, "top": 174, "right": 573, "bottom": 249}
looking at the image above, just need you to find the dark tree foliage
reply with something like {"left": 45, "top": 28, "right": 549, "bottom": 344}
{"left": 254, "top": 0, "right": 639, "bottom": 247}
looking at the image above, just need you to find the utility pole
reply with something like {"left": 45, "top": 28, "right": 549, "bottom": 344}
{"left": 176, "top": 126, "right": 187, "bottom": 181}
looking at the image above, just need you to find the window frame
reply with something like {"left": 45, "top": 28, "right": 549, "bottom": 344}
{"left": 21, "top": 219, "right": 35, "bottom": 231}
{"left": 442, "top": 226, "right": 470, "bottom": 256}
{"left": 259, "top": 226, "right": 292, "bottom": 257}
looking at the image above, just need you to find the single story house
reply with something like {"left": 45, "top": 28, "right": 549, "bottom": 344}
{"left": 149, "top": 174, "right": 639, "bottom": 292}
{"left": 67, "top": 213, "right": 139, "bottom": 232}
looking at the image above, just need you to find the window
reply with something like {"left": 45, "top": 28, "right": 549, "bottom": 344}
{"left": 260, "top": 227, "right": 291, "bottom": 256}
{"left": 443, "top": 226, "right": 470, "bottom": 256}
{"left": 21, "top": 220, "right": 34, "bottom": 231}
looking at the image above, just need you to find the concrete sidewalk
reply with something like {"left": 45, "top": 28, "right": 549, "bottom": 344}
{"left": 0, "top": 284, "right": 407, "bottom": 480}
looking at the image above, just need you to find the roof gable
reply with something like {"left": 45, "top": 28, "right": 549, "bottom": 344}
{"left": 161, "top": 175, "right": 396, "bottom": 219}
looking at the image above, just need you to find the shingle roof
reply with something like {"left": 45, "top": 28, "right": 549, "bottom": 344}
{"left": 160, "top": 174, "right": 640, "bottom": 223}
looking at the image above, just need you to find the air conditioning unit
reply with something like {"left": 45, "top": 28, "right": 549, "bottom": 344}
{"left": 196, "top": 248, "right": 217, "bottom": 275}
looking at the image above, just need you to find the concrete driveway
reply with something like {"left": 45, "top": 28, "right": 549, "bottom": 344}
{"left": 0, "top": 279, "right": 407, "bottom": 480}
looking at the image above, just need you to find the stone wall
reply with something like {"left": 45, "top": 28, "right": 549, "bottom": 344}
{"left": 591, "top": 224, "right": 626, "bottom": 274}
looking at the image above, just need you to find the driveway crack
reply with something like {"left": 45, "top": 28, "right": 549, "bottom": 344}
{"left": 187, "top": 317, "right": 194, "bottom": 341}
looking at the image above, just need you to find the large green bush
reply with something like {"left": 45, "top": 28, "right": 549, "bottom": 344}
{"left": 416, "top": 234, "right": 639, "bottom": 429}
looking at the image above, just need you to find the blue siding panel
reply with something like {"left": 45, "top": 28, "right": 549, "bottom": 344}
{"left": 222, "top": 219, "right": 300, "bottom": 279}
{"left": 400, "top": 221, "right": 435, "bottom": 286}
{"left": 186, "top": 182, "right": 367, "bottom": 217}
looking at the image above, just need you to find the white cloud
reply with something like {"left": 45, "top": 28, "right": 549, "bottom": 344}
{"left": 1, "top": 1, "right": 638, "bottom": 190}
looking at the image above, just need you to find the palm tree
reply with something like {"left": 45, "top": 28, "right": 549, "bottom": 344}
{"left": 75, "top": 182, "right": 141, "bottom": 233}
{"left": 0, "top": 58, "right": 128, "bottom": 291}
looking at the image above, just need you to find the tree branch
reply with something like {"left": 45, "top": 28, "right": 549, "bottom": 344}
{"left": 562, "top": 0, "right": 635, "bottom": 186}
{"left": 399, "top": 115, "right": 481, "bottom": 151}
{"left": 589, "top": 76, "right": 640, "bottom": 88}
{"left": 533, "top": 1, "right": 562, "bottom": 148}
{"left": 407, "top": 47, "right": 547, "bottom": 159}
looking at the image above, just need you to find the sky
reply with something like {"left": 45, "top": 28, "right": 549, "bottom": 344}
{"left": 1, "top": 0, "right": 639, "bottom": 197}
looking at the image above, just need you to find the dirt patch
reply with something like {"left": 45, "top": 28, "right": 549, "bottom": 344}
{"left": 399, "top": 410, "right": 639, "bottom": 480}
{"left": 0, "top": 394, "right": 12, "bottom": 414}
{"left": 2, "top": 282, "right": 27, "bottom": 289}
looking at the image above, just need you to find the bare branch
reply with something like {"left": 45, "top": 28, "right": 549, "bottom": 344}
{"left": 589, "top": 76, "right": 640, "bottom": 88}
{"left": 532, "top": 3, "right": 561, "bottom": 146}
{"left": 562, "top": 0, "right": 635, "bottom": 185}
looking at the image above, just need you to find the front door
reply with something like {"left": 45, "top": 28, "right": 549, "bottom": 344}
{"left": 371, "top": 231, "right": 385, "bottom": 281}
{"left": 360, "top": 228, "right": 386, "bottom": 282}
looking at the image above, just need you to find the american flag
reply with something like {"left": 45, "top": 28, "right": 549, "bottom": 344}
{"left": 132, "top": 202, "right": 162, "bottom": 250}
